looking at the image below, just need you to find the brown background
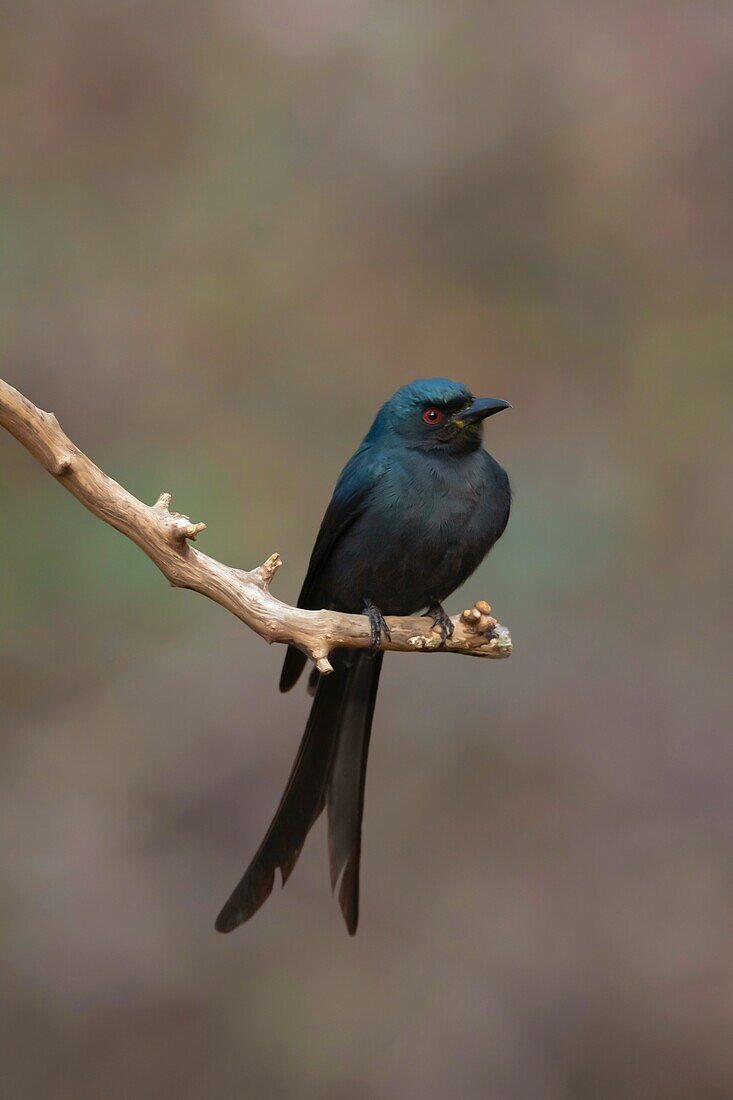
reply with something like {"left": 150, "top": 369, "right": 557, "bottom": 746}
{"left": 1, "top": 2, "right": 732, "bottom": 1097}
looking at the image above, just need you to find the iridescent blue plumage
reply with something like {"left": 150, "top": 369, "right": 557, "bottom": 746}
{"left": 217, "top": 378, "right": 511, "bottom": 934}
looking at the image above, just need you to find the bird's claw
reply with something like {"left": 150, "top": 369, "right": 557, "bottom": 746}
{"left": 427, "top": 602, "right": 454, "bottom": 644}
{"left": 363, "top": 599, "right": 391, "bottom": 655}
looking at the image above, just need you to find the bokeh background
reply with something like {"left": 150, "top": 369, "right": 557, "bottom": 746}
{"left": 1, "top": 2, "right": 732, "bottom": 1097}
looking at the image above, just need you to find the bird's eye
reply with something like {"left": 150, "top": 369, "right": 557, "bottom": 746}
{"left": 422, "top": 407, "right": 444, "bottom": 425}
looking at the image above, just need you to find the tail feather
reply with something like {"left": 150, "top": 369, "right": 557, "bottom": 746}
{"left": 216, "top": 650, "right": 383, "bottom": 935}
{"left": 215, "top": 664, "right": 348, "bottom": 933}
{"left": 326, "top": 652, "right": 383, "bottom": 935}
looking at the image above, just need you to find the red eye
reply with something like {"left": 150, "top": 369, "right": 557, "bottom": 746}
{"left": 422, "top": 407, "right": 444, "bottom": 425}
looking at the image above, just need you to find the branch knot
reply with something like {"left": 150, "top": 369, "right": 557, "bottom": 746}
{"left": 154, "top": 491, "right": 207, "bottom": 542}
{"left": 253, "top": 553, "right": 282, "bottom": 589}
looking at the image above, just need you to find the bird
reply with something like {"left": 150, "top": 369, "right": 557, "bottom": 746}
{"left": 216, "top": 378, "right": 511, "bottom": 935}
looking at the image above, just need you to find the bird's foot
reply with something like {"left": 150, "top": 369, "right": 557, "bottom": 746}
{"left": 363, "top": 598, "right": 391, "bottom": 654}
{"left": 427, "top": 601, "right": 455, "bottom": 644}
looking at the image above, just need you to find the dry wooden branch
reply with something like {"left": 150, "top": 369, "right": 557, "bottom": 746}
{"left": 0, "top": 377, "right": 512, "bottom": 670}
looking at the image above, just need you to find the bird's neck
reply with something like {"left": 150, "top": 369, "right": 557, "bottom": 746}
{"left": 406, "top": 437, "right": 483, "bottom": 459}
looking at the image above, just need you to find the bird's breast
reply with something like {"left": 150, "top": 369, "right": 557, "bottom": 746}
{"left": 319, "top": 449, "right": 508, "bottom": 616}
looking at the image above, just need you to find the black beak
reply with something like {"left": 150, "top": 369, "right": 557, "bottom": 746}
{"left": 455, "top": 397, "right": 512, "bottom": 426}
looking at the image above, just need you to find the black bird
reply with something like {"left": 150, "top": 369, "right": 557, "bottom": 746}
{"left": 216, "top": 378, "right": 511, "bottom": 935}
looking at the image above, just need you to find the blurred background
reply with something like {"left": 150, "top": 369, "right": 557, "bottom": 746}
{"left": 1, "top": 1, "right": 732, "bottom": 1097}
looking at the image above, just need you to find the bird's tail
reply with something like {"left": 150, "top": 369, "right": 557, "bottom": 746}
{"left": 326, "top": 651, "right": 382, "bottom": 934}
{"left": 215, "top": 651, "right": 382, "bottom": 935}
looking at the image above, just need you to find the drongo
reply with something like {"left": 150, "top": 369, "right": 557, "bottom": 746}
{"left": 216, "top": 378, "right": 511, "bottom": 934}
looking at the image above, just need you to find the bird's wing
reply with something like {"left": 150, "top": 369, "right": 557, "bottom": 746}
{"left": 298, "top": 443, "right": 387, "bottom": 607}
{"left": 280, "top": 444, "right": 387, "bottom": 692}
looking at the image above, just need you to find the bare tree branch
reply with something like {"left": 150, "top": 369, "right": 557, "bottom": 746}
{"left": 0, "top": 377, "right": 512, "bottom": 672}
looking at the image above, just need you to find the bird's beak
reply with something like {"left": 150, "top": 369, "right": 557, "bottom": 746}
{"left": 453, "top": 397, "right": 512, "bottom": 428}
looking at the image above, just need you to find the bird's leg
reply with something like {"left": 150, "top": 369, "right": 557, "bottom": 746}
{"left": 363, "top": 598, "right": 391, "bottom": 654}
{"left": 427, "top": 601, "right": 455, "bottom": 643}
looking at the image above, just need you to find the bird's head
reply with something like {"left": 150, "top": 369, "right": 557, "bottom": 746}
{"left": 369, "top": 378, "right": 511, "bottom": 453}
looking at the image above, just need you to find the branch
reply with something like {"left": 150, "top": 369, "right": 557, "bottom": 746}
{"left": 0, "top": 378, "right": 512, "bottom": 672}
